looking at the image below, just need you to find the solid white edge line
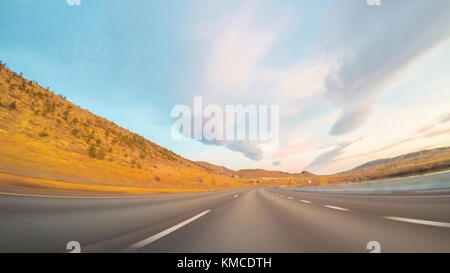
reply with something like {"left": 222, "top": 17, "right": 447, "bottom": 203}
{"left": 323, "top": 205, "right": 350, "bottom": 211}
{"left": 383, "top": 216, "right": 450, "bottom": 228}
{"left": 129, "top": 210, "right": 211, "bottom": 249}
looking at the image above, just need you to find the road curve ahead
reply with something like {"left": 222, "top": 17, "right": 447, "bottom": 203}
{"left": 0, "top": 184, "right": 449, "bottom": 252}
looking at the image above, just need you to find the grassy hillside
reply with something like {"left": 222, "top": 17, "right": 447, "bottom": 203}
{"left": 0, "top": 62, "right": 261, "bottom": 193}
{"left": 334, "top": 147, "right": 450, "bottom": 182}
{"left": 298, "top": 147, "right": 450, "bottom": 186}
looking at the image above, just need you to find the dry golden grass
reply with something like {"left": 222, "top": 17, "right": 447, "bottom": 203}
{"left": 0, "top": 171, "right": 211, "bottom": 194}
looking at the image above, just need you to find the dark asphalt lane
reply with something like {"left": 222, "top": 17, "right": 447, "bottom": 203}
{"left": 0, "top": 189, "right": 244, "bottom": 252}
{"left": 138, "top": 188, "right": 450, "bottom": 253}
{"left": 0, "top": 179, "right": 449, "bottom": 253}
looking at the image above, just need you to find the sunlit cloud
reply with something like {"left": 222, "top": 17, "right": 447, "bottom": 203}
{"left": 304, "top": 137, "right": 364, "bottom": 173}
{"left": 439, "top": 113, "right": 450, "bottom": 124}
{"left": 272, "top": 160, "right": 281, "bottom": 166}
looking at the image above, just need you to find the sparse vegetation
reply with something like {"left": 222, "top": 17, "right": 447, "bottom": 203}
{"left": 8, "top": 101, "right": 16, "bottom": 110}
{"left": 58, "top": 93, "right": 67, "bottom": 100}
{"left": 71, "top": 129, "right": 79, "bottom": 136}
{"left": 96, "top": 148, "right": 106, "bottom": 160}
{"left": 88, "top": 145, "right": 96, "bottom": 158}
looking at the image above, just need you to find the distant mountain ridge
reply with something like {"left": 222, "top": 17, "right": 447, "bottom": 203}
{"left": 351, "top": 147, "right": 450, "bottom": 171}
{"left": 331, "top": 146, "right": 450, "bottom": 183}
{"left": 198, "top": 147, "right": 450, "bottom": 186}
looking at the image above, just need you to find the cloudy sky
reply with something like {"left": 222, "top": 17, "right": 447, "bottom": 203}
{"left": 1, "top": 0, "right": 449, "bottom": 174}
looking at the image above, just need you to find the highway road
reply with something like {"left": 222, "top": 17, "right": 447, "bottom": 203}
{"left": 0, "top": 178, "right": 450, "bottom": 253}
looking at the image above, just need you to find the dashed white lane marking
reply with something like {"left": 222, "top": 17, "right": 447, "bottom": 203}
{"left": 233, "top": 194, "right": 239, "bottom": 198}
{"left": 383, "top": 216, "right": 450, "bottom": 228}
{"left": 280, "top": 195, "right": 285, "bottom": 197}
{"left": 323, "top": 205, "right": 350, "bottom": 211}
{"left": 299, "top": 200, "right": 312, "bottom": 203}
{"left": 287, "top": 197, "right": 294, "bottom": 200}
{"left": 129, "top": 210, "right": 211, "bottom": 249}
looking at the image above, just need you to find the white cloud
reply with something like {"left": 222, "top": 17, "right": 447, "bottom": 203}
{"left": 191, "top": 1, "right": 333, "bottom": 160}
{"left": 320, "top": 0, "right": 450, "bottom": 135}
{"left": 304, "top": 137, "right": 364, "bottom": 173}
{"left": 204, "top": 11, "right": 276, "bottom": 94}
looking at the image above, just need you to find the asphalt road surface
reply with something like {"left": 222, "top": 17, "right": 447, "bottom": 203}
{"left": 1, "top": 179, "right": 450, "bottom": 253}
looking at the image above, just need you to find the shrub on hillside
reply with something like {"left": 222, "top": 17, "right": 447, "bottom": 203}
{"left": 96, "top": 148, "right": 106, "bottom": 160}
{"left": 88, "top": 145, "right": 96, "bottom": 158}
{"left": 8, "top": 101, "right": 16, "bottom": 110}
{"left": 71, "top": 129, "right": 80, "bottom": 136}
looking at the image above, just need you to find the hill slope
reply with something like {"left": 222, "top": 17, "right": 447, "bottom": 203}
{"left": 341, "top": 147, "right": 450, "bottom": 179}
{"left": 303, "top": 147, "right": 450, "bottom": 186}
{"left": 0, "top": 63, "right": 257, "bottom": 193}
{"left": 352, "top": 147, "right": 450, "bottom": 172}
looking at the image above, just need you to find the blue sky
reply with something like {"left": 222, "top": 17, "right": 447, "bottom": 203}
{"left": 1, "top": 0, "right": 449, "bottom": 174}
